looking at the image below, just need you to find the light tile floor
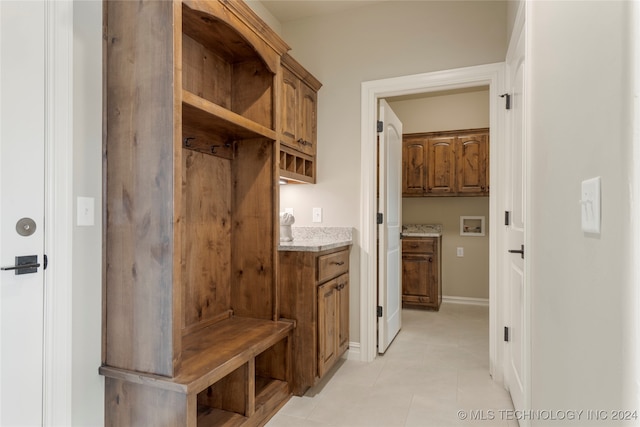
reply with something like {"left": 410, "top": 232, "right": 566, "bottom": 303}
{"left": 267, "top": 303, "right": 517, "bottom": 427}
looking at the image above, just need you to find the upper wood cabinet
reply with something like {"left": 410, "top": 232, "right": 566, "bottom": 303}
{"left": 457, "top": 132, "right": 489, "bottom": 194}
{"left": 402, "top": 135, "right": 427, "bottom": 195}
{"left": 427, "top": 136, "right": 456, "bottom": 195}
{"left": 402, "top": 128, "right": 489, "bottom": 197}
{"left": 279, "top": 54, "right": 322, "bottom": 183}
{"left": 102, "top": 1, "right": 295, "bottom": 425}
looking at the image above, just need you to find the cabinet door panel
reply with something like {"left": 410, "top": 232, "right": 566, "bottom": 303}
{"left": 402, "top": 139, "right": 426, "bottom": 195}
{"left": 336, "top": 274, "right": 349, "bottom": 355}
{"left": 298, "top": 82, "right": 317, "bottom": 156}
{"left": 427, "top": 137, "right": 456, "bottom": 194}
{"left": 457, "top": 133, "right": 488, "bottom": 194}
{"left": 402, "top": 255, "right": 432, "bottom": 302}
{"left": 280, "top": 67, "right": 298, "bottom": 145}
{"left": 317, "top": 279, "right": 337, "bottom": 377}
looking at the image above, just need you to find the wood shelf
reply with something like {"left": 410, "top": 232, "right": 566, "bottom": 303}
{"left": 100, "top": 317, "right": 293, "bottom": 393}
{"left": 197, "top": 406, "right": 247, "bottom": 427}
{"left": 279, "top": 145, "right": 315, "bottom": 183}
{"left": 183, "top": 90, "right": 277, "bottom": 143}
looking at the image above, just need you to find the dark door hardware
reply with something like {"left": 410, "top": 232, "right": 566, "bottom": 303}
{"left": 508, "top": 244, "right": 525, "bottom": 259}
{"left": 1, "top": 255, "right": 40, "bottom": 275}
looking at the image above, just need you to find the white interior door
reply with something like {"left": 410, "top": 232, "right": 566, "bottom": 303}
{"left": 0, "top": 1, "right": 46, "bottom": 425}
{"left": 377, "top": 99, "right": 402, "bottom": 354}
{"left": 505, "top": 16, "right": 527, "bottom": 416}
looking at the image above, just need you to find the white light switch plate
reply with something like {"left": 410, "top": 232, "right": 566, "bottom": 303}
{"left": 581, "top": 177, "right": 600, "bottom": 234}
{"left": 77, "top": 196, "right": 95, "bottom": 226}
{"left": 312, "top": 207, "right": 322, "bottom": 223}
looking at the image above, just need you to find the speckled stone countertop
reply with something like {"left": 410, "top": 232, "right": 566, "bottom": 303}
{"left": 401, "top": 224, "right": 443, "bottom": 237}
{"left": 278, "top": 227, "right": 353, "bottom": 252}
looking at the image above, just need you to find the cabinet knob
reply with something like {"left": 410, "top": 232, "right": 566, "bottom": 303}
{"left": 428, "top": 257, "right": 433, "bottom": 263}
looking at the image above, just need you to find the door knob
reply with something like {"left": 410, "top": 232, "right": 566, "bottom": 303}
{"left": 508, "top": 245, "right": 525, "bottom": 259}
{"left": 1, "top": 255, "right": 40, "bottom": 275}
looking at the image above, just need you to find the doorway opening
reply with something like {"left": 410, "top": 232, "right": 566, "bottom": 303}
{"left": 360, "top": 63, "right": 505, "bottom": 384}
{"left": 381, "top": 86, "right": 491, "bottom": 350}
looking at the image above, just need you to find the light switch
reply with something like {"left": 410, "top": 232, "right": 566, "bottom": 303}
{"left": 77, "top": 196, "right": 95, "bottom": 226}
{"left": 580, "top": 177, "right": 601, "bottom": 234}
{"left": 456, "top": 247, "right": 464, "bottom": 257}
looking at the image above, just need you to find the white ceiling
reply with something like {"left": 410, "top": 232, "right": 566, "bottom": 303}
{"left": 259, "top": 0, "right": 387, "bottom": 23}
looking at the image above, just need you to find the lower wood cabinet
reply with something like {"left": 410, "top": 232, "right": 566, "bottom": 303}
{"left": 402, "top": 237, "right": 442, "bottom": 310}
{"left": 279, "top": 246, "right": 350, "bottom": 395}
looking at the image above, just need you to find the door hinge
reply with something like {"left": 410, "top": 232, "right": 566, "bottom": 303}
{"left": 377, "top": 306, "right": 383, "bottom": 317}
{"left": 377, "top": 120, "right": 383, "bottom": 132}
{"left": 44, "top": 254, "right": 48, "bottom": 270}
{"left": 504, "top": 326, "right": 510, "bottom": 342}
{"left": 499, "top": 93, "right": 511, "bottom": 110}
{"left": 377, "top": 212, "right": 383, "bottom": 224}
{"left": 504, "top": 211, "right": 511, "bottom": 226}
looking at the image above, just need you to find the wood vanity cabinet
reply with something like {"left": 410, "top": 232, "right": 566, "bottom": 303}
{"left": 279, "top": 54, "right": 322, "bottom": 183}
{"left": 101, "top": 1, "right": 295, "bottom": 425}
{"left": 402, "top": 128, "right": 489, "bottom": 197}
{"left": 279, "top": 246, "right": 350, "bottom": 396}
{"left": 402, "top": 237, "right": 442, "bottom": 310}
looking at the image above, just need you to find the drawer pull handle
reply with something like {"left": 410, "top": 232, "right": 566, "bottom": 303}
{"left": 334, "top": 283, "right": 346, "bottom": 290}
{"left": 332, "top": 261, "right": 345, "bottom": 266}
{"left": 409, "top": 244, "right": 419, "bottom": 248}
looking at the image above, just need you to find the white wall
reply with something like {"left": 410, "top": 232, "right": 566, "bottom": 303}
{"left": 72, "top": 1, "right": 103, "bottom": 425}
{"left": 528, "top": 0, "right": 638, "bottom": 418}
{"left": 277, "top": 1, "right": 506, "bottom": 343}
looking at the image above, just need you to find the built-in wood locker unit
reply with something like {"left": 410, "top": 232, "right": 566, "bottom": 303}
{"left": 100, "top": 1, "right": 297, "bottom": 425}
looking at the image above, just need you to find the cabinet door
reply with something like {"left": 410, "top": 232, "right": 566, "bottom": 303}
{"left": 402, "top": 137, "right": 427, "bottom": 195}
{"left": 317, "top": 279, "right": 338, "bottom": 378}
{"left": 427, "top": 136, "right": 456, "bottom": 194}
{"left": 280, "top": 67, "right": 299, "bottom": 148}
{"left": 298, "top": 82, "right": 317, "bottom": 156}
{"left": 336, "top": 274, "right": 349, "bottom": 356}
{"left": 401, "top": 255, "right": 433, "bottom": 304}
{"left": 457, "top": 133, "right": 488, "bottom": 194}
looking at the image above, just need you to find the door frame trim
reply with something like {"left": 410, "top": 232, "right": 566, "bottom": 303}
{"left": 359, "top": 63, "right": 505, "bottom": 382}
{"left": 43, "top": 1, "right": 73, "bottom": 424}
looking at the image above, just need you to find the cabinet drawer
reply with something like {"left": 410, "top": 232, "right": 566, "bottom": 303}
{"left": 317, "top": 250, "right": 349, "bottom": 283}
{"left": 402, "top": 239, "right": 435, "bottom": 254}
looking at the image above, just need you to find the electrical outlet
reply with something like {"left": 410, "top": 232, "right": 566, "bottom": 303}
{"left": 456, "top": 247, "right": 464, "bottom": 257}
{"left": 312, "top": 207, "right": 322, "bottom": 223}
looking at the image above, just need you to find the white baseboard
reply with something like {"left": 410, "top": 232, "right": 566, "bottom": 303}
{"left": 346, "top": 342, "right": 361, "bottom": 360}
{"left": 442, "top": 295, "right": 490, "bottom": 306}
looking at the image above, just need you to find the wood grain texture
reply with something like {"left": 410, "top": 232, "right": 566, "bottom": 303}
{"left": 181, "top": 149, "right": 232, "bottom": 334}
{"left": 231, "top": 139, "right": 275, "bottom": 319}
{"left": 278, "top": 250, "right": 317, "bottom": 395}
{"left": 182, "top": 0, "right": 287, "bottom": 74}
{"left": 104, "top": 378, "right": 188, "bottom": 427}
{"left": 104, "top": 0, "right": 176, "bottom": 377}
{"left": 278, "top": 247, "right": 350, "bottom": 395}
{"left": 104, "top": 0, "right": 292, "bottom": 424}
{"left": 402, "top": 128, "right": 489, "bottom": 197}
{"left": 401, "top": 237, "right": 442, "bottom": 310}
